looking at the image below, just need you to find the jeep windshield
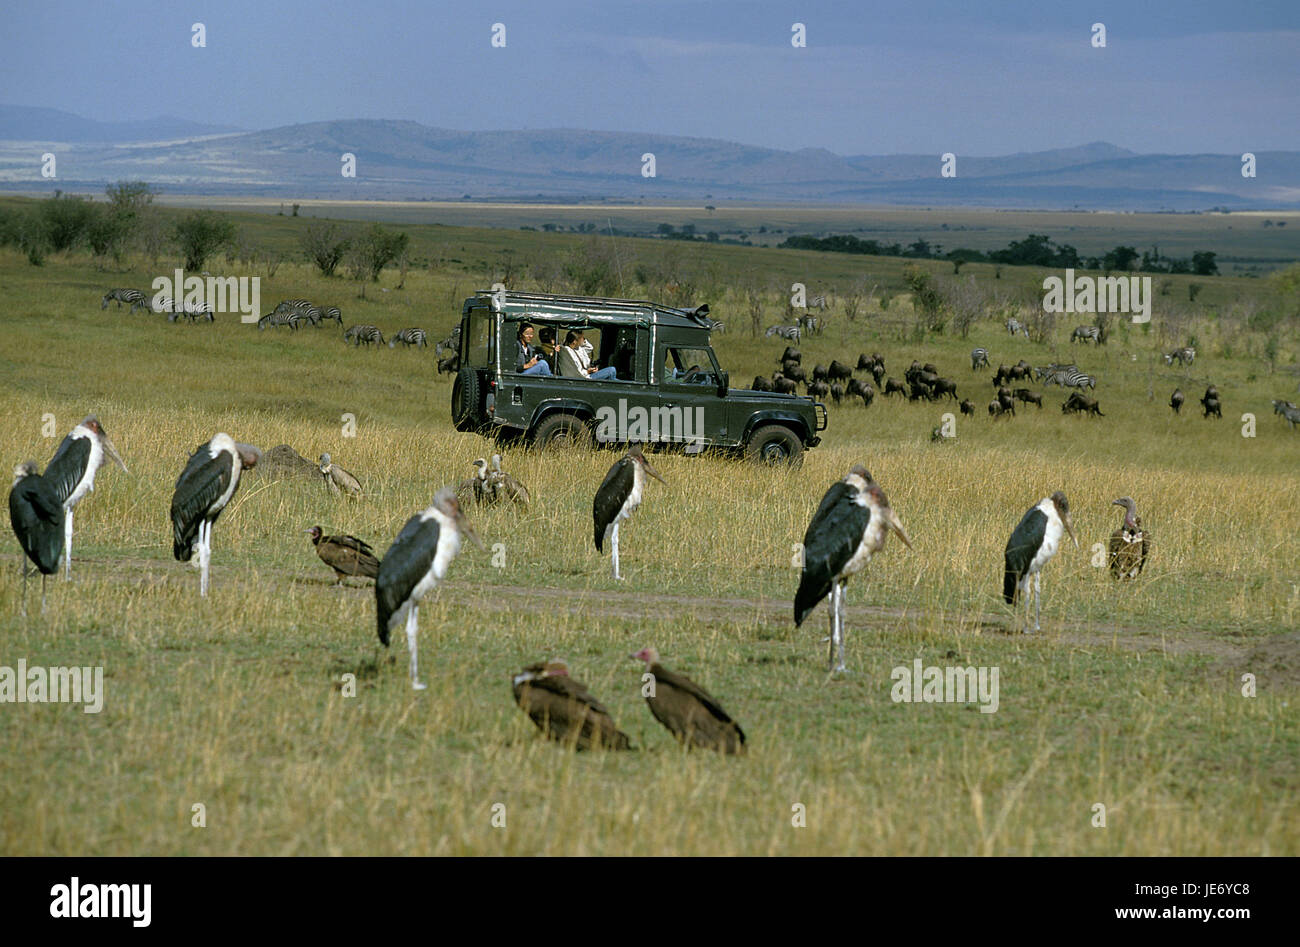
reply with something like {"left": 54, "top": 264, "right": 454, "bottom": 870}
{"left": 661, "top": 346, "right": 721, "bottom": 386}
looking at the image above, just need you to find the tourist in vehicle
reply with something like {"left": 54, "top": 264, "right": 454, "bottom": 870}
{"left": 536, "top": 326, "right": 559, "bottom": 372}
{"left": 515, "top": 323, "right": 552, "bottom": 375}
{"left": 559, "top": 330, "right": 618, "bottom": 380}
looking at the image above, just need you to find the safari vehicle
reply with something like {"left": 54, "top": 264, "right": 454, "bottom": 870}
{"left": 449, "top": 290, "right": 826, "bottom": 465}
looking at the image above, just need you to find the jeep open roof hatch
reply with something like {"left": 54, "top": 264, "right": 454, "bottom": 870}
{"left": 472, "top": 290, "right": 720, "bottom": 331}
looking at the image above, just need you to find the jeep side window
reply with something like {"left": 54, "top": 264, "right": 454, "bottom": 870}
{"left": 466, "top": 310, "right": 492, "bottom": 368}
{"left": 661, "top": 347, "right": 717, "bottom": 385}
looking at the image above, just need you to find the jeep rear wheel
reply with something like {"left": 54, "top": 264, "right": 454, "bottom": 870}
{"left": 532, "top": 412, "right": 593, "bottom": 451}
{"left": 745, "top": 424, "right": 803, "bottom": 467}
{"left": 451, "top": 367, "right": 482, "bottom": 432}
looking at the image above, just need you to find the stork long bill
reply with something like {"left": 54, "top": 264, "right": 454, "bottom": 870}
{"left": 102, "top": 436, "right": 127, "bottom": 472}
{"left": 1063, "top": 513, "right": 1079, "bottom": 548}
{"left": 887, "top": 509, "right": 914, "bottom": 550}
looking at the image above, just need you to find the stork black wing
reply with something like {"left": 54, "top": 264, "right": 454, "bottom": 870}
{"left": 43, "top": 434, "right": 91, "bottom": 506}
{"left": 794, "top": 481, "right": 871, "bottom": 626}
{"left": 592, "top": 457, "right": 634, "bottom": 551}
{"left": 170, "top": 446, "right": 234, "bottom": 561}
{"left": 1004, "top": 507, "right": 1047, "bottom": 603}
{"left": 8, "top": 474, "right": 64, "bottom": 574}
{"left": 375, "top": 514, "right": 441, "bottom": 645}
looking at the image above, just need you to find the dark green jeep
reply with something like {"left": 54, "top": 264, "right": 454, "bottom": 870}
{"left": 449, "top": 290, "right": 826, "bottom": 465}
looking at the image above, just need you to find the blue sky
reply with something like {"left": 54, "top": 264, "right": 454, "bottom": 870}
{"left": 3, "top": 0, "right": 1297, "bottom": 154}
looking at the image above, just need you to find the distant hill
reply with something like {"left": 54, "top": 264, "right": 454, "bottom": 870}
{"left": 0, "top": 105, "right": 243, "bottom": 142}
{"left": 0, "top": 111, "right": 1295, "bottom": 210}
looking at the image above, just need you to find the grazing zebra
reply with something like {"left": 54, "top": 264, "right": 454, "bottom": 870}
{"left": 1059, "top": 368, "right": 1096, "bottom": 390}
{"left": 970, "top": 347, "right": 989, "bottom": 370}
{"left": 795, "top": 313, "right": 822, "bottom": 335}
{"left": 1164, "top": 347, "right": 1196, "bottom": 366}
{"left": 274, "top": 299, "right": 312, "bottom": 314}
{"left": 1273, "top": 400, "right": 1300, "bottom": 428}
{"left": 257, "top": 311, "right": 295, "bottom": 330}
{"left": 318, "top": 305, "right": 343, "bottom": 325}
{"left": 168, "top": 299, "right": 214, "bottom": 323}
{"left": 1005, "top": 317, "right": 1029, "bottom": 338}
{"left": 101, "top": 288, "right": 147, "bottom": 311}
{"left": 765, "top": 324, "right": 801, "bottom": 342}
{"left": 1070, "top": 325, "right": 1103, "bottom": 345}
{"left": 345, "top": 324, "right": 385, "bottom": 346}
{"left": 807, "top": 294, "right": 828, "bottom": 311}
{"left": 389, "top": 327, "right": 429, "bottom": 348}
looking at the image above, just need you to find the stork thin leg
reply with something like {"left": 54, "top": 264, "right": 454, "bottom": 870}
{"left": 198, "top": 520, "right": 211, "bottom": 598}
{"left": 610, "top": 523, "right": 621, "bottom": 581}
{"left": 20, "top": 562, "right": 28, "bottom": 618}
{"left": 832, "top": 582, "right": 849, "bottom": 673}
{"left": 1034, "top": 572, "right": 1042, "bottom": 633}
{"left": 63, "top": 509, "right": 73, "bottom": 580}
{"left": 41, "top": 574, "right": 47, "bottom": 614}
{"left": 406, "top": 604, "right": 426, "bottom": 690}
{"left": 825, "top": 588, "right": 836, "bottom": 667}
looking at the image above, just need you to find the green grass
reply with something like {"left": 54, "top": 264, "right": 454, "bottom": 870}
{"left": 0, "top": 212, "right": 1296, "bottom": 856}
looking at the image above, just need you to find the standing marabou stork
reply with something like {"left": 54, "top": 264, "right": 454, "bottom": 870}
{"left": 512, "top": 659, "right": 632, "bottom": 750}
{"left": 305, "top": 526, "right": 380, "bottom": 586}
{"left": 170, "top": 434, "right": 261, "bottom": 597}
{"left": 1003, "top": 490, "right": 1078, "bottom": 633}
{"left": 794, "top": 466, "right": 913, "bottom": 673}
{"left": 43, "top": 415, "right": 127, "bottom": 579}
{"left": 487, "top": 453, "right": 530, "bottom": 506}
{"left": 375, "top": 487, "right": 482, "bottom": 690}
{"left": 593, "top": 443, "right": 666, "bottom": 580}
{"left": 1107, "top": 497, "right": 1149, "bottom": 580}
{"left": 319, "top": 453, "right": 362, "bottom": 497}
{"left": 8, "top": 462, "right": 64, "bottom": 615}
{"left": 630, "top": 647, "right": 745, "bottom": 754}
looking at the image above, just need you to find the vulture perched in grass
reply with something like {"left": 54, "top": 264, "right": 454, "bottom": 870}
{"left": 305, "top": 526, "right": 380, "bottom": 585}
{"left": 1107, "top": 497, "right": 1149, "bottom": 580}
{"left": 319, "top": 453, "right": 362, "bottom": 497}
{"left": 487, "top": 453, "right": 530, "bottom": 506}
{"left": 630, "top": 647, "right": 746, "bottom": 754}
{"left": 512, "top": 660, "right": 632, "bottom": 751}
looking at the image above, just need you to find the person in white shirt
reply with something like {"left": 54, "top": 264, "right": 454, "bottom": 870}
{"left": 559, "top": 330, "right": 617, "bottom": 380}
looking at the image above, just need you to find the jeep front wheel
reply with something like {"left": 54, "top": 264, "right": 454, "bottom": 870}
{"left": 532, "top": 413, "right": 593, "bottom": 451}
{"left": 745, "top": 424, "right": 803, "bottom": 467}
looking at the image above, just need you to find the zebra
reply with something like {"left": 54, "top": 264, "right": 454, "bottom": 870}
{"left": 970, "top": 347, "right": 990, "bottom": 370}
{"left": 389, "top": 327, "right": 429, "bottom": 348}
{"left": 807, "top": 294, "right": 828, "bottom": 311}
{"left": 1005, "top": 317, "right": 1029, "bottom": 338}
{"left": 344, "top": 324, "right": 385, "bottom": 346}
{"left": 101, "top": 288, "right": 148, "bottom": 312}
{"left": 436, "top": 325, "right": 462, "bottom": 357}
{"left": 1071, "top": 325, "right": 1103, "bottom": 345}
{"left": 765, "top": 324, "right": 801, "bottom": 342}
{"left": 1272, "top": 400, "right": 1300, "bottom": 428}
{"left": 257, "top": 311, "right": 296, "bottom": 330}
{"left": 319, "top": 305, "right": 342, "bottom": 326}
{"left": 795, "top": 314, "right": 822, "bottom": 335}
{"left": 1059, "top": 368, "right": 1097, "bottom": 390}
{"left": 710, "top": 320, "right": 726, "bottom": 334}
{"left": 168, "top": 299, "right": 214, "bottom": 323}
{"left": 274, "top": 299, "right": 312, "bottom": 314}
{"left": 1164, "top": 347, "right": 1196, "bottom": 367}
{"left": 1036, "top": 363, "right": 1078, "bottom": 385}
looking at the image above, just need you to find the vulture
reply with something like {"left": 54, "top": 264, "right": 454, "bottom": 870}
{"left": 1003, "top": 491, "right": 1077, "bottom": 633}
{"left": 512, "top": 660, "right": 632, "bottom": 750}
{"left": 305, "top": 526, "right": 380, "bottom": 586}
{"left": 486, "top": 454, "right": 530, "bottom": 506}
{"left": 593, "top": 443, "right": 666, "bottom": 580}
{"left": 630, "top": 647, "right": 746, "bottom": 754}
{"left": 43, "top": 414, "right": 127, "bottom": 578}
{"left": 455, "top": 458, "right": 490, "bottom": 506}
{"left": 1107, "top": 497, "right": 1149, "bottom": 580}
{"left": 8, "top": 462, "right": 64, "bottom": 615}
{"left": 794, "top": 465, "right": 912, "bottom": 672}
{"left": 320, "top": 453, "right": 362, "bottom": 497}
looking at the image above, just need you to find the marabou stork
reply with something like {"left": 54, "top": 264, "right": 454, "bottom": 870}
{"left": 794, "top": 466, "right": 913, "bottom": 673}
{"left": 512, "top": 660, "right": 632, "bottom": 750}
{"left": 593, "top": 444, "right": 666, "bottom": 581}
{"left": 170, "top": 434, "right": 261, "bottom": 597}
{"left": 1107, "top": 497, "right": 1149, "bottom": 580}
{"left": 43, "top": 415, "right": 127, "bottom": 579}
{"left": 305, "top": 526, "right": 380, "bottom": 586}
{"left": 375, "top": 487, "right": 482, "bottom": 690}
{"left": 630, "top": 647, "right": 745, "bottom": 754}
{"left": 487, "top": 454, "right": 530, "bottom": 506}
{"left": 8, "top": 462, "right": 64, "bottom": 615}
{"left": 1003, "top": 490, "right": 1077, "bottom": 633}
{"left": 319, "top": 453, "right": 362, "bottom": 497}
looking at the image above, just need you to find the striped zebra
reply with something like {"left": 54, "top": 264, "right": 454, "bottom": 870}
{"left": 435, "top": 325, "right": 461, "bottom": 356}
{"left": 168, "top": 299, "right": 214, "bottom": 323}
{"left": 102, "top": 288, "right": 148, "bottom": 312}
{"left": 1036, "top": 363, "right": 1078, "bottom": 385}
{"left": 765, "top": 324, "right": 801, "bottom": 342}
{"left": 1005, "top": 318, "right": 1029, "bottom": 338}
{"left": 1059, "top": 368, "right": 1096, "bottom": 390}
{"left": 1070, "top": 325, "right": 1103, "bottom": 344}
{"left": 319, "top": 305, "right": 342, "bottom": 326}
{"left": 274, "top": 299, "right": 312, "bottom": 314}
{"left": 257, "top": 311, "right": 296, "bottom": 330}
{"left": 389, "top": 327, "right": 428, "bottom": 348}
{"left": 795, "top": 313, "right": 822, "bottom": 335}
{"left": 970, "top": 347, "right": 990, "bottom": 370}
{"left": 344, "top": 324, "right": 385, "bottom": 346}
{"left": 1163, "top": 347, "right": 1196, "bottom": 367}
{"left": 1272, "top": 400, "right": 1300, "bottom": 428}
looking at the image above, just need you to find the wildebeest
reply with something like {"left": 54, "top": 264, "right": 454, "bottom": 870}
{"left": 1170, "top": 388, "right": 1184, "bottom": 414}
{"left": 1201, "top": 386, "right": 1222, "bottom": 419}
{"left": 931, "top": 377, "right": 958, "bottom": 401}
{"left": 436, "top": 353, "right": 460, "bottom": 374}
{"left": 807, "top": 379, "right": 830, "bottom": 400}
{"left": 781, "top": 360, "right": 806, "bottom": 383}
{"left": 1062, "top": 392, "right": 1104, "bottom": 416}
{"left": 908, "top": 381, "right": 935, "bottom": 402}
{"left": 960, "top": 399, "right": 975, "bottom": 416}
{"left": 812, "top": 364, "right": 829, "bottom": 383}
{"left": 773, "top": 375, "right": 798, "bottom": 395}
{"left": 780, "top": 346, "right": 801, "bottom": 364}
{"left": 1014, "top": 388, "right": 1043, "bottom": 409}
{"left": 884, "top": 378, "right": 907, "bottom": 398}
{"left": 752, "top": 375, "right": 774, "bottom": 392}
{"left": 829, "top": 382, "right": 844, "bottom": 406}
{"left": 989, "top": 400, "right": 1007, "bottom": 418}
{"left": 858, "top": 383, "right": 875, "bottom": 407}
{"left": 828, "top": 360, "right": 853, "bottom": 382}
